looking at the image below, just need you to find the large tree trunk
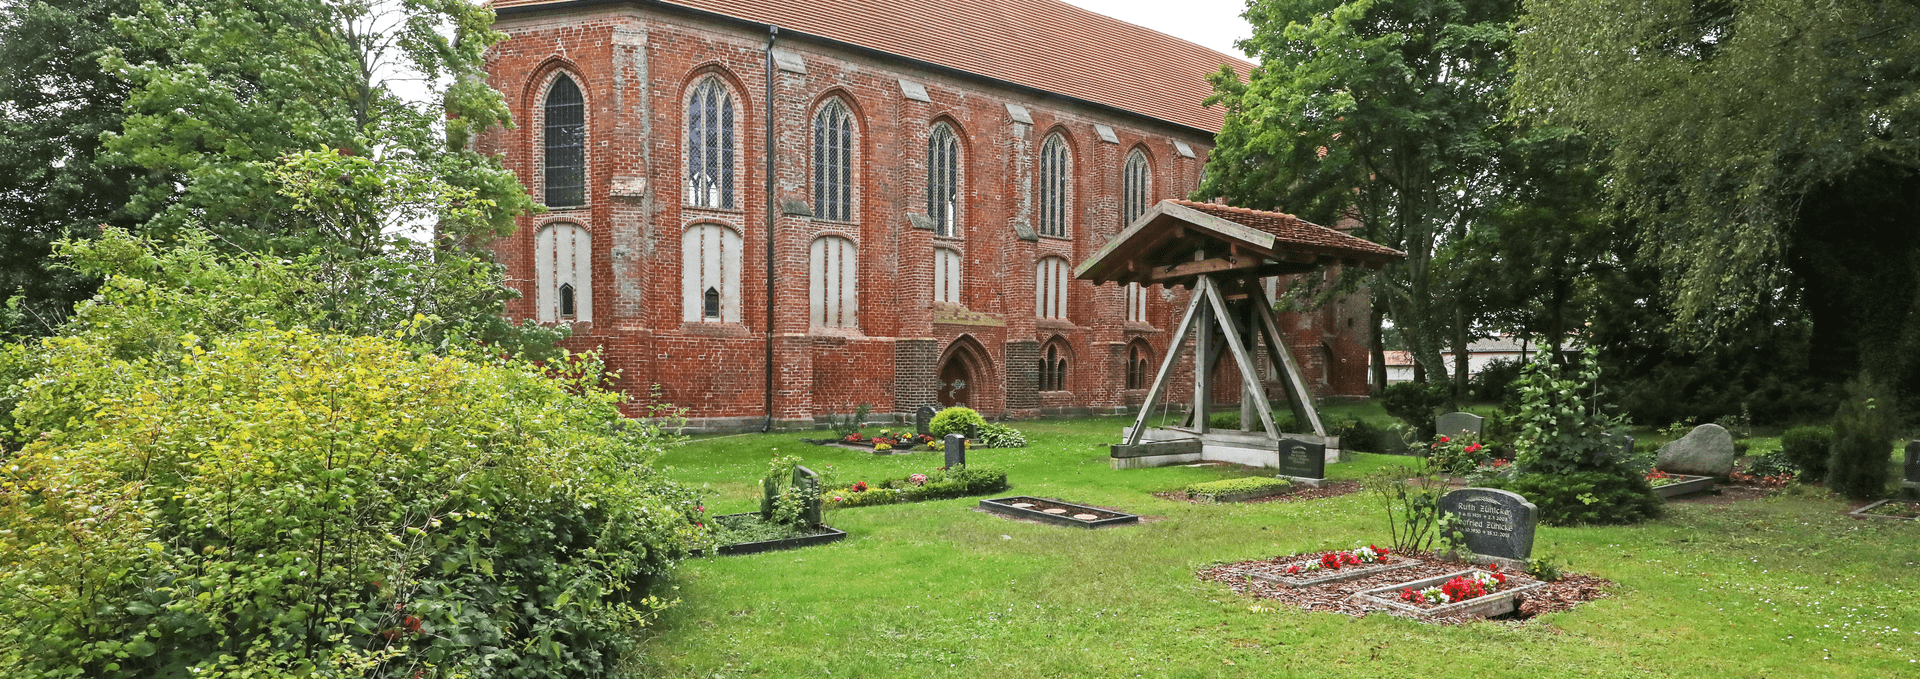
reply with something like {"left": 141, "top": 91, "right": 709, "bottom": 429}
{"left": 1369, "top": 297, "right": 1388, "bottom": 396}
{"left": 1788, "top": 160, "right": 1920, "bottom": 402}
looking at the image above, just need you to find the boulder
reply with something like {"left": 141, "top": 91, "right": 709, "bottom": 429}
{"left": 1655, "top": 424, "right": 1736, "bottom": 477}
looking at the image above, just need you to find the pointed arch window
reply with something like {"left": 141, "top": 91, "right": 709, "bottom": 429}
{"left": 1036, "top": 256, "right": 1070, "bottom": 319}
{"left": 813, "top": 99, "right": 855, "bottom": 222}
{"left": 1039, "top": 340, "right": 1070, "bottom": 392}
{"left": 809, "top": 235, "right": 859, "bottom": 328}
{"left": 1037, "top": 133, "right": 1070, "bottom": 237}
{"left": 536, "top": 223, "right": 591, "bottom": 322}
{"left": 686, "top": 77, "right": 735, "bottom": 208}
{"left": 1123, "top": 150, "right": 1152, "bottom": 226}
{"left": 543, "top": 74, "right": 586, "bottom": 208}
{"left": 928, "top": 123, "right": 959, "bottom": 236}
{"left": 1126, "top": 342, "right": 1151, "bottom": 390}
{"left": 683, "top": 224, "right": 742, "bottom": 323}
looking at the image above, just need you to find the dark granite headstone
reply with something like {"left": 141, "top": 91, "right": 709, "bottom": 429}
{"left": 915, "top": 406, "right": 937, "bottom": 437}
{"left": 1905, "top": 441, "right": 1920, "bottom": 485}
{"left": 793, "top": 466, "right": 823, "bottom": 527}
{"left": 944, "top": 433, "right": 967, "bottom": 468}
{"left": 1276, "top": 437, "right": 1326, "bottom": 480}
{"left": 966, "top": 422, "right": 981, "bottom": 441}
{"left": 759, "top": 476, "right": 777, "bottom": 520}
{"left": 1438, "top": 488, "right": 1537, "bottom": 561}
{"left": 1600, "top": 435, "right": 1635, "bottom": 467}
{"left": 1436, "top": 412, "right": 1484, "bottom": 439}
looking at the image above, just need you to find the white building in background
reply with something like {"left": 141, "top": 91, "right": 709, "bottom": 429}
{"left": 1372, "top": 335, "right": 1572, "bottom": 385}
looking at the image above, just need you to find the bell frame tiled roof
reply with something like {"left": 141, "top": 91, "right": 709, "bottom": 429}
{"left": 1076, "top": 199, "right": 1404, "bottom": 287}
{"left": 488, "top": 0, "right": 1252, "bottom": 133}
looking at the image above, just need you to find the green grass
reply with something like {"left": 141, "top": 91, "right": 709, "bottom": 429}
{"left": 639, "top": 416, "right": 1920, "bottom": 678}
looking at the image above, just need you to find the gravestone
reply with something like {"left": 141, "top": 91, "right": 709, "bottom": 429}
{"left": 1655, "top": 423, "right": 1736, "bottom": 476}
{"left": 1275, "top": 437, "right": 1326, "bottom": 480}
{"left": 1438, "top": 488, "right": 1537, "bottom": 561}
{"left": 944, "top": 433, "right": 967, "bottom": 468}
{"left": 1601, "top": 435, "right": 1636, "bottom": 467}
{"left": 915, "top": 406, "right": 938, "bottom": 437}
{"left": 1436, "top": 411, "right": 1485, "bottom": 439}
{"left": 967, "top": 422, "right": 981, "bottom": 441}
{"left": 793, "top": 466, "right": 823, "bottom": 527}
{"left": 1905, "top": 441, "right": 1920, "bottom": 487}
{"left": 759, "top": 476, "right": 777, "bottom": 520}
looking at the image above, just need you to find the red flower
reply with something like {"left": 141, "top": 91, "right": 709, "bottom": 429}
{"left": 853, "top": 481, "right": 868, "bottom": 492}
{"left": 1465, "top": 443, "right": 1482, "bottom": 453}
{"left": 1440, "top": 436, "right": 1451, "bottom": 443}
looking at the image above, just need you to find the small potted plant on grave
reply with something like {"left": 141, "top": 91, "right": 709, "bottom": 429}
{"left": 706, "top": 455, "right": 846, "bottom": 555}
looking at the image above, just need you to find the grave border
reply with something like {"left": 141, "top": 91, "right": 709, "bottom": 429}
{"left": 1650, "top": 474, "right": 1716, "bottom": 498}
{"left": 979, "top": 496, "right": 1139, "bottom": 529}
{"left": 706, "top": 512, "right": 849, "bottom": 556}
{"left": 1847, "top": 499, "right": 1920, "bottom": 521}
{"left": 1350, "top": 569, "right": 1548, "bottom": 619}
{"left": 1249, "top": 554, "right": 1418, "bottom": 588}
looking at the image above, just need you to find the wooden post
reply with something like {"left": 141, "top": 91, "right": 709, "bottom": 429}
{"left": 1193, "top": 292, "right": 1211, "bottom": 434}
{"left": 1123, "top": 282, "right": 1208, "bottom": 446}
{"left": 1248, "top": 284, "right": 1327, "bottom": 436}
{"left": 1200, "top": 276, "right": 1281, "bottom": 439}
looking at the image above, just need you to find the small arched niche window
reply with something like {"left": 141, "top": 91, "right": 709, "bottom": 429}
{"left": 1039, "top": 339, "right": 1070, "bottom": 392}
{"left": 813, "top": 99, "right": 855, "bottom": 222}
{"left": 543, "top": 74, "right": 586, "bottom": 208}
{"left": 1126, "top": 342, "right": 1152, "bottom": 390}
{"left": 927, "top": 122, "right": 959, "bottom": 237}
{"left": 1035, "top": 255, "right": 1070, "bottom": 319}
{"left": 1123, "top": 149, "right": 1152, "bottom": 226}
{"left": 683, "top": 223, "right": 742, "bottom": 323}
{"left": 809, "top": 235, "right": 859, "bottom": 328}
{"left": 686, "top": 76, "right": 735, "bottom": 209}
{"left": 933, "top": 247, "right": 962, "bottom": 304}
{"left": 1037, "top": 133, "right": 1070, "bottom": 237}
{"left": 535, "top": 223, "right": 591, "bottom": 322}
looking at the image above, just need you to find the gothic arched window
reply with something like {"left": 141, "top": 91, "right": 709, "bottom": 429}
{"left": 928, "top": 123, "right": 959, "bottom": 236}
{"left": 1036, "top": 256, "right": 1070, "bottom": 319}
{"left": 683, "top": 223, "right": 742, "bottom": 323}
{"left": 809, "top": 235, "right": 859, "bottom": 328}
{"left": 1123, "top": 149, "right": 1152, "bottom": 226}
{"left": 934, "top": 247, "right": 963, "bottom": 304}
{"left": 1127, "top": 342, "right": 1151, "bottom": 390}
{"left": 686, "top": 77, "right": 735, "bottom": 208}
{"left": 543, "top": 74, "right": 585, "bottom": 208}
{"left": 1037, "top": 133, "right": 1070, "bottom": 237}
{"left": 813, "top": 99, "right": 855, "bottom": 221}
{"left": 1039, "top": 340, "right": 1070, "bottom": 392}
{"left": 535, "top": 223, "right": 591, "bottom": 322}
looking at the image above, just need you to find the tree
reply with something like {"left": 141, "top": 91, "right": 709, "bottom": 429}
{"left": 1515, "top": 0, "right": 1920, "bottom": 399}
{"left": 0, "top": 0, "right": 159, "bottom": 336}
{"left": 1200, "top": 0, "right": 1521, "bottom": 400}
{"left": 101, "top": 0, "right": 533, "bottom": 255}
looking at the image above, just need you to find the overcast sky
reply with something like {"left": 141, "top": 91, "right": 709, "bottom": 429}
{"left": 1059, "top": 0, "right": 1256, "bottom": 59}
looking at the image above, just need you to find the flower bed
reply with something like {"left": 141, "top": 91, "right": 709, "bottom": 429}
{"left": 1351, "top": 567, "right": 1548, "bottom": 619}
{"left": 1250, "top": 546, "right": 1416, "bottom": 588}
{"left": 1182, "top": 476, "right": 1293, "bottom": 503}
{"left": 1644, "top": 470, "right": 1715, "bottom": 498}
{"left": 979, "top": 496, "right": 1139, "bottom": 528}
{"left": 823, "top": 465, "right": 1010, "bottom": 509}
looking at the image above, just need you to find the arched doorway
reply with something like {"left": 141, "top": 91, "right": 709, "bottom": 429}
{"left": 935, "top": 335, "right": 993, "bottom": 409}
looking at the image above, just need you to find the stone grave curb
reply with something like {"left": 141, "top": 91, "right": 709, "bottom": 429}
{"left": 979, "top": 496, "right": 1140, "bottom": 529}
{"left": 1847, "top": 499, "right": 1919, "bottom": 521}
{"left": 1650, "top": 474, "right": 1716, "bottom": 498}
{"left": 1249, "top": 554, "right": 1419, "bottom": 589}
{"left": 704, "top": 513, "right": 848, "bottom": 556}
{"left": 1350, "top": 569, "right": 1548, "bottom": 619}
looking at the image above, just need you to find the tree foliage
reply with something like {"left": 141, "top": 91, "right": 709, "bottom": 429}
{"left": 1515, "top": 0, "right": 1920, "bottom": 388}
{"left": 1201, "top": 0, "right": 1521, "bottom": 392}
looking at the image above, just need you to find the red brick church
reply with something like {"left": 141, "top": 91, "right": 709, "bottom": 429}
{"left": 479, "top": 0, "right": 1377, "bottom": 431}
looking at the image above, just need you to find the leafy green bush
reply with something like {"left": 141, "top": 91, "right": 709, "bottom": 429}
{"left": 1183, "top": 477, "right": 1290, "bottom": 498}
{"left": 1470, "top": 358, "right": 1525, "bottom": 403}
{"left": 824, "top": 465, "right": 1009, "bottom": 509}
{"left": 929, "top": 406, "right": 986, "bottom": 437}
{"left": 1511, "top": 348, "right": 1632, "bottom": 475}
{"left": 1382, "top": 381, "right": 1449, "bottom": 440}
{"left": 1477, "top": 471, "right": 1662, "bottom": 526}
{"left": 0, "top": 328, "right": 701, "bottom": 678}
{"left": 1330, "top": 416, "right": 1391, "bottom": 453}
{"left": 1747, "top": 451, "right": 1800, "bottom": 478}
{"left": 977, "top": 422, "right": 1028, "bottom": 448}
{"left": 1828, "top": 376, "right": 1896, "bottom": 499}
{"left": 1780, "top": 425, "right": 1835, "bottom": 482}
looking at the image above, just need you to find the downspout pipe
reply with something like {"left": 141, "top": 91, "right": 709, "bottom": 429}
{"left": 762, "top": 25, "right": 778, "bottom": 433}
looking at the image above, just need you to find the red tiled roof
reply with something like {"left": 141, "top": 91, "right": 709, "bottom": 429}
{"left": 489, "top": 0, "right": 1251, "bottom": 133}
{"left": 1166, "top": 200, "right": 1405, "bottom": 260}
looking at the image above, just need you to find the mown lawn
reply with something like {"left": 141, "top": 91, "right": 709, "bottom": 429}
{"left": 635, "top": 415, "right": 1920, "bottom": 678}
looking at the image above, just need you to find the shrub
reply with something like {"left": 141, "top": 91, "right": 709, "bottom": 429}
{"left": 1470, "top": 358, "right": 1525, "bottom": 403}
{"left": 1828, "top": 375, "right": 1896, "bottom": 499}
{"left": 0, "top": 328, "right": 702, "bottom": 679}
{"left": 1477, "top": 471, "right": 1662, "bottom": 526}
{"left": 977, "top": 422, "right": 1028, "bottom": 448}
{"left": 1510, "top": 348, "right": 1633, "bottom": 475}
{"left": 824, "top": 465, "right": 1009, "bottom": 509}
{"left": 1382, "top": 381, "right": 1449, "bottom": 441}
{"left": 1780, "top": 425, "right": 1835, "bottom": 482}
{"left": 1328, "top": 417, "right": 1393, "bottom": 453}
{"left": 1747, "top": 450, "right": 1800, "bottom": 478}
{"left": 929, "top": 406, "right": 986, "bottom": 437}
{"left": 1183, "top": 477, "right": 1290, "bottom": 499}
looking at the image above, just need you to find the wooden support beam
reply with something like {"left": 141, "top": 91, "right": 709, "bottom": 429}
{"left": 1201, "top": 277, "right": 1282, "bottom": 439}
{"left": 1124, "top": 279, "right": 1209, "bottom": 446}
{"left": 1151, "top": 256, "right": 1269, "bottom": 282}
{"left": 1249, "top": 285, "right": 1327, "bottom": 436}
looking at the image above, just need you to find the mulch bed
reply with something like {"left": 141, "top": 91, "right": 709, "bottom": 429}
{"left": 1154, "top": 480, "right": 1361, "bottom": 505}
{"left": 1198, "top": 551, "right": 1613, "bottom": 625}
